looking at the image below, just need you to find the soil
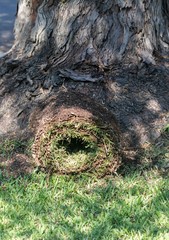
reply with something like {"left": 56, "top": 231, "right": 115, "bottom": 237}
{"left": 0, "top": 56, "right": 168, "bottom": 147}
{"left": 0, "top": 153, "right": 34, "bottom": 178}
{"left": 0, "top": 2, "right": 168, "bottom": 176}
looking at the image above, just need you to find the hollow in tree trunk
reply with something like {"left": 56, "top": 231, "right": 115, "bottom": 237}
{"left": 0, "top": 0, "right": 169, "bottom": 150}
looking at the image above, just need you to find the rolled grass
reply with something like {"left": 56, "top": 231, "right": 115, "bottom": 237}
{"left": 31, "top": 91, "right": 121, "bottom": 176}
{"left": 32, "top": 120, "right": 121, "bottom": 176}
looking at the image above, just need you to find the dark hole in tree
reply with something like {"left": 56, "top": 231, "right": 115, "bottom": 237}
{"left": 57, "top": 137, "right": 92, "bottom": 154}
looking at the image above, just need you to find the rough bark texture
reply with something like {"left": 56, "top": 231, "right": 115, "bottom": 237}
{"left": 14, "top": 0, "right": 169, "bottom": 66}
{"left": 0, "top": 0, "right": 169, "bottom": 153}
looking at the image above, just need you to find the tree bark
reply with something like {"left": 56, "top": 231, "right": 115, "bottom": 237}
{"left": 14, "top": 0, "right": 169, "bottom": 67}
{"left": 0, "top": 0, "right": 169, "bottom": 149}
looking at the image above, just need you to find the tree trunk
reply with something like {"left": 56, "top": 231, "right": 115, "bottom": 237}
{"left": 0, "top": 0, "right": 169, "bottom": 149}
{"left": 14, "top": 0, "right": 169, "bottom": 66}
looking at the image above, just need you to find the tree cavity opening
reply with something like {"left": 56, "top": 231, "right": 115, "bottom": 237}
{"left": 32, "top": 120, "right": 121, "bottom": 176}
{"left": 57, "top": 137, "right": 94, "bottom": 154}
{"left": 31, "top": 94, "right": 122, "bottom": 177}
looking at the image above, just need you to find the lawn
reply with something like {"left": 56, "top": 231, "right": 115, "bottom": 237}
{"left": 0, "top": 131, "right": 168, "bottom": 240}
{"left": 0, "top": 168, "right": 168, "bottom": 240}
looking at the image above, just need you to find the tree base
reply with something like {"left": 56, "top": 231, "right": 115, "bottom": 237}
{"left": 30, "top": 91, "right": 121, "bottom": 176}
{"left": 0, "top": 54, "right": 169, "bottom": 146}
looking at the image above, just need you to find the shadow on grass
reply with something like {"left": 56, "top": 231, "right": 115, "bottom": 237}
{"left": 119, "top": 130, "right": 169, "bottom": 179}
{"left": 0, "top": 167, "right": 168, "bottom": 239}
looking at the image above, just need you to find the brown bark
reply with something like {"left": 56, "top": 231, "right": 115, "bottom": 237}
{"left": 13, "top": 0, "right": 169, "bottom": 67}
{"left": 0, "top": 0, "right": 168, "bottom": 150}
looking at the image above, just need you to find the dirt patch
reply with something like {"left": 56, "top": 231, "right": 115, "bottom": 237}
{"left": 0, "top": 153, "right": 34, "bottom": 178}
{"left": 0, "top": 56, "right": 168, "bottom": 150}
{"left": 0, "top": 53, "right": 168, "bottom": 178}
{"left": 29, "top": 90, "right": 120, "bottom": 133}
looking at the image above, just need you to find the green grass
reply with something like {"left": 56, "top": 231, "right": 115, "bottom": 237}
{"left": 0, "top": 169, "right": 168, "bottom": 240}
{"left": 0, "top": 130, "right": 168, "bottom": 240}
{"left": 0, "top": 138, "right": 33, "bottom": 158}
{"left": 33, "top": 121, "right": 120, "bottom": 176}
{"left": 0, "top": 139, "right": 26, "bottom": 158}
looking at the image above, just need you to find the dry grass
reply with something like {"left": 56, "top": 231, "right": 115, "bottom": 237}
{"left": 32, "top": 121, "right": 121, "bottom": 176}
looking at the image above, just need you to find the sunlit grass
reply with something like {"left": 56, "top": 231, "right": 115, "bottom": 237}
{"left": 0, "top": 130, "right": 168, "bottom": 239}
{"left": 0, "top": 169, "right": 168, "bottom": 240}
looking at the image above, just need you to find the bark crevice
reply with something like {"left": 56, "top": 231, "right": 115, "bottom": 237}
{"left": 13, "top": 0, "right": 169, "bottom": 68}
